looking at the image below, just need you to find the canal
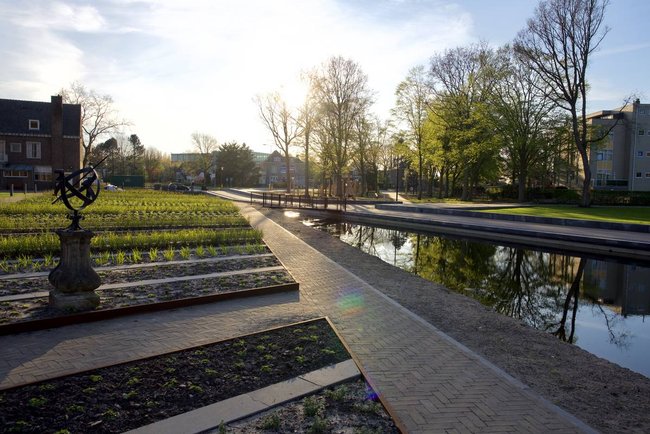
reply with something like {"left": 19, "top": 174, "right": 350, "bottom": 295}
{"left": 304, "top": 218, "right": 650, "bottom": 378}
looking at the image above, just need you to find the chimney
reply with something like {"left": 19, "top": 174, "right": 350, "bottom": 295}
{"left": 51, "top": 95, "right": 64, "bottom": 170}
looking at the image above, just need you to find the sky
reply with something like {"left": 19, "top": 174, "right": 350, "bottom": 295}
{"left": 0, "top": 0, "right": 649, "bottom": 156}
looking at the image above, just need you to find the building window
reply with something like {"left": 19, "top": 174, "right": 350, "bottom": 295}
{"left": 636, "top": 172, "right": 643, "bottom": 178}
{"left": 26, "top": 142, "right": 41, "bottom": 159}
{"left": 637, "top": 151, "right": 644, "bottom": 157}
{"left": 28, "top": 119, "right": 40, "bottom": 130}
{"left": 646, "top": 173, "right": 650, "bottom": 178}
{"left": 10, "top": 142, "right": 21, "bottom": 153}
{"left": 34, "top": 172, "right": 52, "bottom": 182}
{"left": 639, "top": 129, "right": 645, "bottom": 135}
{"left": 3, "top": 170, "right": 28, "bottom": 178}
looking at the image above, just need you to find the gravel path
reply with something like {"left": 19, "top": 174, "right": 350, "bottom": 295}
{"left": 258, "top": 207, "right": 650, "bottom": 434}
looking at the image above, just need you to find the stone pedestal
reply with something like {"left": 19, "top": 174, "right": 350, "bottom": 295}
{"left": 48, "top": 229, "right": 101, "bottom": 311}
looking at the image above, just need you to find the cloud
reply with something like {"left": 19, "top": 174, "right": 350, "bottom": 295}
{"left": 6, "top": 1, "right": 106, "bottom": 33}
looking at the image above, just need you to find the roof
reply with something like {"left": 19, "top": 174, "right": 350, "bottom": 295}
{"left": 0, "top": 97, "right": 81, "bottom": 137}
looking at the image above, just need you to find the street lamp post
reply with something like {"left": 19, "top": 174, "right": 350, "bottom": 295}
{"left": 395, "top": 157, "right": 400, "bottom": 202}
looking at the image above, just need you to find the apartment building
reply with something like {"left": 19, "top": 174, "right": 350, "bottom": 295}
{"left": 0, "top": 95, "right": 82, "bottom": 191}
{"left": 586, "top": 99, "right": 650, "bottom": 191}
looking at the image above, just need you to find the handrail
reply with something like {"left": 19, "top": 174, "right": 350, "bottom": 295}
{"left": 253, "top": 192, "right": 347, "bottom": 212}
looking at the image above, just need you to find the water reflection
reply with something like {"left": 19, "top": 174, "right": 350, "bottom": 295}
{"left": 309, "top": 219, "right": 650, "bottom": 377}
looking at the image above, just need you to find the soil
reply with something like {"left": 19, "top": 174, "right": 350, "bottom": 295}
{"left": 0, "top": 319, "right": 362, "bottom": 434}
{"left": 258, "top": 207, "right": 650, "bottom": 434}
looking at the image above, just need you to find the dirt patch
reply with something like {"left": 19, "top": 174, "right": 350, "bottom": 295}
{"left": 259, "top": 207, "right": 650, "bottom": 434}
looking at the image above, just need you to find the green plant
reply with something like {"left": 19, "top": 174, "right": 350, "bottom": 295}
{"left": 163, "top": 378, "right": 179, "bottom": 388}
{"left": 115, "top": 250, "right": 127, "bottom": 265}
{"left": 122, "top": 390, "right": 138, "bottom": 399}
{"left": 66, "top": 404, "right": 84, "bottom": 413}
{"left": 234, "top": 361, "right": 245, "bottom": 369}
{"left": 43, "top": 253, "right": 55, "bottom": 267}
{"left": 82, "top": 387, "right": 96, "bottom": 394}
{"left": 352, "top": 401, "right": 382, "bottom": 415}
{"left": 148, "top": 247, "right": 159, "bottom": 261}
{"left": 295, "top": 355, "right": 306, "bottom": 364}
{"left": 17, "top": 254, "right": 32, "bottom": 271}
{"left": 308, "top": 416, "right": 328, "bottom": 434}
{"left": 321, "top": 348, "right": 336, "bottom": 356}
{"left": 303, "top": 396, "right": 321, "bottom": 417}
{"left": 207, "top": 245, "right": 218, "bottom": 257}
{"left": 127, "top": 377, "right": 140, "bottom": 386}
{"left": 53, "top": 430, "right": 71, "bottom": 434}
{"left": 205, "top": 368, "right": 218, "bottom": 376}
{"left": 234, "top": 339, "right": 246, "bottom": 347}
{"left": 217, "top": 421, "right": 226, "bottom": 434}
{"left": 131, "top": 248, "right": 142, "bottom": 263}
{"left": 195, "top": 245, "right": 205, "bottom": 257}
{"left": 102, "top": 408, "right": 119, "bottom": 419}
{"left": 259, "top": 412, "right": 281, "bottom": 430}
{"left": 188, "top": 383, "right": 203, "bottom": 393}
{"left": 263, "top": 354, "right": 274, "bottom": 361}
{"left": 89, "top": 375, "right": 103, "bottom": 383}
{"left": 163, "top": 247, "right": 175, "bottom": 261}
{"left": 324, "top": 385, "right": 348, "bottom": 402}
{"left": 28, "top": 396, "right": 47, "bottom": 408}
{"left": 179, "top": 246, "right": 191, "bottom": 260}
{"left": 260, "top": 364, "right": 272, "bottom": 373}
{"left": 255, "top": 344, "right": 266, "bottom": 352}
{"left": 38, "top": 383, "right": 55, "bottom": 391}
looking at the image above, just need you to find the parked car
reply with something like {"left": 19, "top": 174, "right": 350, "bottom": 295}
{"left": 104, "top": 183, "right": 122, "bottom": 191}
{"left": 168, "top": 183, "right": 190, "bottom": 191}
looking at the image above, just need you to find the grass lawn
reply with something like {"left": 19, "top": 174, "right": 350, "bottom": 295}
{"left": 482, "top": 205, "right": 650, "bottom": 225}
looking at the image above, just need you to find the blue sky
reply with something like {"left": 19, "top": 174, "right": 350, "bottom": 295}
{"left": 0, "top": 0, "right": 648, "bottom": 155}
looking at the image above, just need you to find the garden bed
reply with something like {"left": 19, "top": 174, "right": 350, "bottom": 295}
{"left": 0, "top": 269, "right": 297, "bottom": 334}
{"left": 0, "top": 318, "right": 382, "bottom": 434}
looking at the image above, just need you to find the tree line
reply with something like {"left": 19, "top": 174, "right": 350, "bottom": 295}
{"left": 65, "top": 0, "right": 621, "bottom": 206}
{"left": 256, "top": 0, "right": 620, "bottom": 207}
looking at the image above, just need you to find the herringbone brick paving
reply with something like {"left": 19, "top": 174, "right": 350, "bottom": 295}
{"left": 239, "top": 203, "right": 594, "bottom": 433}
{"left": 0, "top": 201, "right": 595, "bottom": 432}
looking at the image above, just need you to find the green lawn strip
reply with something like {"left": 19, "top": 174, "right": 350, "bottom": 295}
{"left": 480, "top": 205, "right": 650, "bottom": 225}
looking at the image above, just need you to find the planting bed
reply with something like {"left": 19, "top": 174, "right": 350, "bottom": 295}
{"left": 0, "top": 319, "right": 374, "bottom": 434}
{"left": 227, "top": 378, "right": 399, "bottom": 433}
{"left": 0, "top": 255, "right": 281, "bottom": 296}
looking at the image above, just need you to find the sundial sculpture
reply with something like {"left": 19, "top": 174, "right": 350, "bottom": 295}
{"left": 48, "top": 160, "right": 104, "bottom": 311}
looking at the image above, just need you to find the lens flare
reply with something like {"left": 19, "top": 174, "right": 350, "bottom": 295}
{"left": 336, "top": 287, "right": 364, "bottom": 316}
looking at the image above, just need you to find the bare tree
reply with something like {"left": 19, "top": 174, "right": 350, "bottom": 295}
{"left": 255, "top": 92, "right": 302, "bottom": 192}
{"left": 191, "top": 132, "right": 218, "bottom": 187}
{"left": 297, "top": 81, "right": 318, "bottom": 196}
{"left": 392, "top": 65, "right": 432, "bottom": 199}
{"left": 142, "top": 147, "right": 167, "bottom": 183}
{"left": 309, "top": 56, "right": 373, "bottom": 197}
{"left": 61, "top": 82, "right": 130, "bottom": 166}
{"left": 514, "top": 0, "right": 609, "bottom": 206}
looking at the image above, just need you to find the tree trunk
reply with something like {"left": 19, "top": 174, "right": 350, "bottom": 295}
{"left": 285, "top": 153, "right": 292, "bottom": 193}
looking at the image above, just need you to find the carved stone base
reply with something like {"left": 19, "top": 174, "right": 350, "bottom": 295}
{"left": 48, "top": 229, "right": 101, "bottom": 311}
{"left": 49, "top": 290, "right": 100, "bottom": 311}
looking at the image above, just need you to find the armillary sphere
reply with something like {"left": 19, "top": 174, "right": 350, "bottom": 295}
{"left": 53, "top": 165, "right": 101, "bottom": 229}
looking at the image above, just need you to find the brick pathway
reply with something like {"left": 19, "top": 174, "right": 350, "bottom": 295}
{"left": 0, "top": 201, "right": 595, "bottom": 432}
{"left": 239, "top": 203, "right": 594, "bottom": 433}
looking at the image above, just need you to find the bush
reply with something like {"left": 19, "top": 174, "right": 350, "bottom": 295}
{"left": 592, "top": 190, "right": 650, "bottom": 206}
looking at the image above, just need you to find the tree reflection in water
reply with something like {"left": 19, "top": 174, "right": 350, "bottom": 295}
{"left": 319, "top": 221, "right": 637, "bottom": 349}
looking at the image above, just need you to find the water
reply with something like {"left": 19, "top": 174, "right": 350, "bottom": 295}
{"left": 305, "top": 218, "right": 650, "bottom": 378}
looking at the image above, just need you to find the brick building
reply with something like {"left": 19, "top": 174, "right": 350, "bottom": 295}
{"left": 0, "top": 95, "right": 82, "bottom": 191}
